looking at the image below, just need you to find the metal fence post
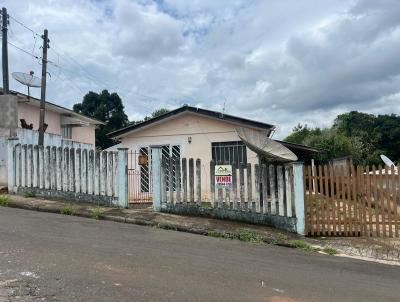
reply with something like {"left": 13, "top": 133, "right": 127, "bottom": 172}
{"left": 151, "top": 147, "right": 162, "bottom": 211}
{"left": 7, "top": 137, "right": 18, "bottom": 193}
{"left": 293, "top": 162, "right": 305, "bottom": 235}
{"left": 117, "top": 148, "right": 128, "bottom": 208}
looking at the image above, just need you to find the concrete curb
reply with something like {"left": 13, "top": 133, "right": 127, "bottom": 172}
{"left": 5, "top": 201, "right": 218, "bottom": 238}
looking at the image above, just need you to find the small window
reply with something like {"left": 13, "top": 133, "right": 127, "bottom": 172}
{"left": 211, "top": 141, "right": 247, "bottom": 166}
{"left": 62, "top": 126, "right": 72, "bottom": 139}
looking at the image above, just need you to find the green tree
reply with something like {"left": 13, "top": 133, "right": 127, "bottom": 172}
{"left": 144, "top": 108, "right": 170, "bottom": 121}
{"left": 284, "top": 111, "right": 400, "bottom": 165}
{"left": 73, "top": 90, "right": 129, "bottom": 149}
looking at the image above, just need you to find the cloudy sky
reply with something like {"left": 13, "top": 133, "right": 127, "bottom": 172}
{"left": 2, "top": 0, "right": 400, "bottom": 138}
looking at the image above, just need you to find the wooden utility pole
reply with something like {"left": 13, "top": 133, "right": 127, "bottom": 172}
{"left": 38, "top": 29, "right": 49, "bottom": 146}
{"left": 1, "top": 7, "right": 9, "bottom": 94}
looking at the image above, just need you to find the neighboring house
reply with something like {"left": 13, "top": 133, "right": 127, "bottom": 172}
{"left": 0, "top": 89, "right": 104, "bottom": 187}
{"left": 108, "top": 105, "right": 319, "bottom": 202}
{"left": 2, "top": 90, "right": 103, "bottom": 145}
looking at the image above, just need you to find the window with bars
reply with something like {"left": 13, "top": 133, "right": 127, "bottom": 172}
{"left": 211, "top": 141, "right": 247, "bottom": 166}
{"left": 61, "top": 126, "right": 72, "bottom": 139}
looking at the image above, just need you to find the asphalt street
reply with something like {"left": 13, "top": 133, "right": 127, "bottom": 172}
{"left": 0, "top": 207, "right": 399, "bottom": 302}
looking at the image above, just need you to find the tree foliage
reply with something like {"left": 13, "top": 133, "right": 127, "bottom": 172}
{"left": 73, "top": 90, "right": 129, "bottom": 150}
{"left": 284, "top": 111, "right": 400, "bottom": 165}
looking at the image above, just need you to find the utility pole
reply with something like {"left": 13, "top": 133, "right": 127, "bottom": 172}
{"left": 1, "top": 7, "right": 9, "bottom": 94}
{"left": 38, "top": 29, "right": 49, "bottom": 146}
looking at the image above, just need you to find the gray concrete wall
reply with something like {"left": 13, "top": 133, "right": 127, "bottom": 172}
{"left": 161, "top": 203, "right": 298, "bottom": 233}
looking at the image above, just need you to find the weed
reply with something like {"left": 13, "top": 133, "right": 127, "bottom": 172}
{"left": 23, "top": 192, "right": 36, "bottom": 198}
{"left": 60, "top": 205, "right": 74, "bottom": 215}
{"left": 237, "top": 229, "right": 264, "bottom": 244}
{"left": 91, "top": 206, "right": 105, "bottom": 220}
{"left": 0, "top": 195, "right": 9, "bottom": 206}
{"left": 289, "top": 240, "right": 320, "bottom": 252}
{"left": 207, "top": 231, "right": 224, "bottom": 238}
{"left": 323, "top": 247, "right": 339, "bottom": 255}
{"left": 207, "top": 229, "right": 264, "bottom": 244}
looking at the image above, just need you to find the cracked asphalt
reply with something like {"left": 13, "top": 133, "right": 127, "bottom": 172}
{"left": 0, "top": 207, "right": 399, "bottom": 302}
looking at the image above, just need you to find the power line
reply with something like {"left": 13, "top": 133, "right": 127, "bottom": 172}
{"left": 8, "top": 14, "right": 40, "bottom": 37}
{"left": 8, "top": 40, "right": 41, "bottom": 60}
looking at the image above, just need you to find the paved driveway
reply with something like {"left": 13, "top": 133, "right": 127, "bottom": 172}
{"left": 0, "top": 207, "right": 399, "bottom": 302}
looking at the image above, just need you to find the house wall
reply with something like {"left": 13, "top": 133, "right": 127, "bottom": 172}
{"left": 119, "top": 113, "right": 263, "bottom": 200}
{"left": 71, "top": 125, "right": 96, "bottom": 146}
{"left": 18, "top": 102, "right": 61, "bottom": 135}
{"left": 17, "top": 102, "right": 96, "bottom": 146}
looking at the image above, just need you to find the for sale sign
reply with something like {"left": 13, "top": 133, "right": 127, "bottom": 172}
{"left": 215, "top": 165, "right": 232, "bottom": 187}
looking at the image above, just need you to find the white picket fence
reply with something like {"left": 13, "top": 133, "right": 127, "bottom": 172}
{"left": 7, "top": 140, "right": 128, "bottom": 207}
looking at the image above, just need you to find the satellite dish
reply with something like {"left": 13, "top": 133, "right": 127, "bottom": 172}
{"left": 380, "top": 155, "right": 395, "bottom": 167}
{"left": 236, "top": 127, "right": 298, "bottom": 162}
{"left": 12, "top": 71, "right": 41, "bottom": 98}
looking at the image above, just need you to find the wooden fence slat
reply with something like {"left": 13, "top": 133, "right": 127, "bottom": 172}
{"left": 312, "top": 165, "right": 319, "bottom": 235}
{"left": 328, "top": 165, "right": 335, "bottom": 236}
{"left": 372, "top": 166, "right": 379, "bottom": 237}
{"left": 317, "top": 165, "right": 324, "bottom": 235}
{"left": 386, "top": 165, "right": 392, "bottom": 237}
{"left": 182, "top": 158, "right": 187, "bottom": 203}
{"left": 378, "top": 165, "right": 386, "bottom": 237}
{"left": 323, "top": 165, "right": 329, "bottom": 235}
{"left": 307, "top": 165, "right": 313, "bottom": 236}
{"left": 360, "top": 165, "right": 367, "bottom": 237}
{"left": 344, "top": 166, "right": 352, "bottom": 236}
{"left": 210, "top": 160, "right": 215, "bottom": 208}
{"left": 390, "top": 165, "right": 396, "bottom": 237}
{"left": 366, "top": 166, "right": 372, "bottom": 236}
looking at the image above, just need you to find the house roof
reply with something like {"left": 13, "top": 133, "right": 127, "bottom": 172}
{"left": 109, "top": 105, "right": 276, "bottom": 138}
{"left": 276, "top": 140, "right": 323, "bottom": 154}
{"left": 1, "top": 89, "right": 105, "bottom": 125}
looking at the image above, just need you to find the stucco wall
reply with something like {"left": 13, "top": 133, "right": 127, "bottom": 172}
{"left": 71, "top": 125, "right": 96, "bottom": 146}
{"left": 18, "top": 102, "right": 61, "bottom": 135}
{"left": 17, "top": 102, "right": 96, "bottom": 146}
{"left": 119, "top": 113, "right": 262, "bottom": 200}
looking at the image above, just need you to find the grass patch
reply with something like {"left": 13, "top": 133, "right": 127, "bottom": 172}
{"left": 289, "top": 240, "right": 320, "bottom": 252}
{"left": 208, "top": 228, "right": 264, "bottom": 244}
{"left": 60, "top": 205, "right": 74, "bottom": 215}
{"left": 0, "top": 195, "right": 9, "bottom": 206}
{"left": 323, "top": 247, "right": 339, "bottom": 255}
{"left": 23, "top": 192, "right": 36, "bottom": 198}
{"left": 91, "top": 206, "right": 105, "bottom": 220}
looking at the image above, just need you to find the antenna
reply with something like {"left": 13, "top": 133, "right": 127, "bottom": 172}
{"left": 11, "top": 71, "right": 41, "bottom": 98}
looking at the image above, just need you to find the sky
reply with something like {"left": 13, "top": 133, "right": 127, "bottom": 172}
{"left": 2, "top": 0, "right": 400, "bottom": 138}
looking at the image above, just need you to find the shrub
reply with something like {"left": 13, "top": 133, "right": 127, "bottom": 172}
{"left": 60, "top": 205, "right": 74, "bottom": 215}
{"left": 0, "top": 195, "right": 9, "bottom": 206}
{"left": 91, "top": 206, "right": 105, "bottom": 220}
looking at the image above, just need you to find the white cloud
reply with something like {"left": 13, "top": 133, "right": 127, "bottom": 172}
{"left": 2, "top": 0, "right": 400, "bottom": 139}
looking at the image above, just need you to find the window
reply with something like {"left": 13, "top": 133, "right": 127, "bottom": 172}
{"left": 62, "top": 126, "right": 72, "bottom": 139}
{"left": 212, "top": 141, "right": 247, "bottom": 166}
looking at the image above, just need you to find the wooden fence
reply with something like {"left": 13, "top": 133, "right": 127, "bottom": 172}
{"left": 304, "top": 164, "right": 399, "bottom": 237}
